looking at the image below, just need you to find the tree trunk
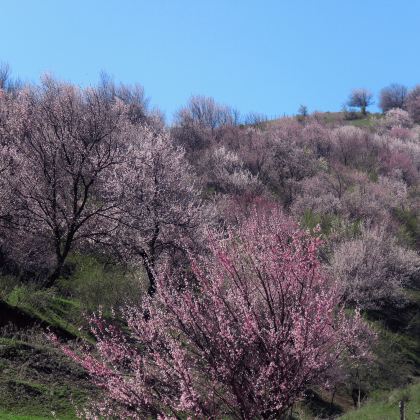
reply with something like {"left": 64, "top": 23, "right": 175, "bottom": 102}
{"left": 330, "top": 388, "right": 337, "bottom": 406}
{"left": 44, "top": 259, "right": 65, "bottom": 288}
{"left": 399, "top": 400, "right": 405, "bottom": 420}
{"left": 146, "top": 264, "right": 157, "bottom": 296}
{"left": 45, "top": 234, "right": 74, "bottom": 288}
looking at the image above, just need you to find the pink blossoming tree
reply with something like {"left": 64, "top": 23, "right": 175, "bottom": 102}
{"left": 103, "top": 127, "right": 205, "bottom": 296}
{"left": 54, "top": 206, "right": 370, "bottom": 419}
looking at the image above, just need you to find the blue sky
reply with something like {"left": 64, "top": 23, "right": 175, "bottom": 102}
{"left": 1, "top": 1, "right": 419, "bottom": 120}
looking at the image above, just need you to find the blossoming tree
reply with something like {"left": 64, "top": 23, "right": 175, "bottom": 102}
{"left": 54, "top": 206, "right": 370, "bottom": 419}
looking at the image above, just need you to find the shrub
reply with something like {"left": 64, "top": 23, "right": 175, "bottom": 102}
{"left": 331, "top": 228, "right": 420, "bottom": 310}
{"left": 382, "top": 108, "right": 413, "bottom": 129}
{"left": 54, "top": 208, "right": 369, "bottom": 419}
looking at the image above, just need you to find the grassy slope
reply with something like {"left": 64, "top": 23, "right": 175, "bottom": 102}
{"left": 0, "top": 414, "right": 54, "bottom": 420}
{"left": 0, "top": 297, "right": 89, "bottom": 418}
{"left": 0, "top": 253, "right": 145, "bottom": 418}
{"left": 0, "top": 336, "right": 93, "bottom": 419}
{"left": 312, "top": 111, "right": 383, "bottom": 127}
{"left": 0, "top": 133, "right": 418, "bottom": 418}
{"left": 0, "top": 255, "right": 122, "bottom": 418}
{"left": 267, "top": 111, "right": 383, "bottom": 128}
{"left": 340, "top": 382, "right": 420, "bottom": 420}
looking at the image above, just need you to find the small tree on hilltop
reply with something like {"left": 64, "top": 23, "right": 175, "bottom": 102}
{"left": 347, "top": 88, "right": 374, "bottom": 116}
{"left": 53, "top": 205, "right": 371, "bottom": 419}
{"left": 297, "top": 104, "right": 308, "bottom": 122}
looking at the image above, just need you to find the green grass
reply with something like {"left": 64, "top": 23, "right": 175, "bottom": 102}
{"left": 58, "top": 253, "right": 145, "bottom": 312}
{"left": 347, "top": 114, "right": 382, "bottom": 128}
{"left": 0, "top": 254, "right": 135, "bottom": 418}
{"left": 300, "top": 209, "right": 362, "bottom": 238}
{"left": 294, "top": 111, "right": 383, "bottom": 126}
{"left": 0, "top": 412, "right": 59, "bottom": 419}
{"left": 0, "top": 253, "right": 145, "bottom": 340}
{"left": 0, "top": 336, "right": 92, "bottom": 419}
{"left": 5, "top": 286, "right": 85, "bottom": 340}
{"left": 340, "top": 382, "right": 420, "bottom": 419}
{"left": 0, "top": 253, "right": 148, "bottom": 418}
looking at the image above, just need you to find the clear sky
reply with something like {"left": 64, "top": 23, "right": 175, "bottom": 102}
{"left": 1, "top": 1, "right": 419, "bottom": 120}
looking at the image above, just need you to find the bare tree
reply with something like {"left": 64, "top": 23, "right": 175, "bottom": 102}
{"left": 172, "top": 96, "right": 240, "bottom": 157}
{"left": 244, "top": 111, "right": 268, "bottom": 128}
{"left": 0, "top": 62, "right": 23, "bottom": 93}
{"left": 297, "top": 104, "right": 308, "bottom": 120}
{"left": 0, "top": 62, "right": 10, "bottom": 90}
{"left": 347, "top": 88, "right": 374, "bottom": 115}
{"left": 97, "top": 71, "right": 150, "bottom": 125}
{"left": 379, "top": 83, "right": 407, "bottom": 113}
{"left": 175, "top": 95, "right": 237, "bottom": 131}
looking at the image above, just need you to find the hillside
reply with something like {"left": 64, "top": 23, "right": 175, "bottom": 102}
{"left": 0, "top": 80, "right": 419, "bottom": 418}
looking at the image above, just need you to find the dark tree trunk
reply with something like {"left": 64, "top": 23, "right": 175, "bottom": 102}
{"left": 44, "top": 259, "right": 65, "bottom": 288}
{"left": 146, "top": 262, "right": 157, "bottom": 297}
{"left": 44, "top": 233, "right": 75, "bottom": 288}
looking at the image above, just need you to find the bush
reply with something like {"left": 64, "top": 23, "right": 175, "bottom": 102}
{"left": 331, "top": 228, "right": 420, "bottom": 310}
{"left": 54, "top": 207, "right": 370, "bottom": 419}
{"left": 57, "top": 254, "right": 145, "bottom": 312}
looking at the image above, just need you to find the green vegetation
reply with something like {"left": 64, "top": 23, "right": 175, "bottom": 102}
{"left": 0, "top": 336, "right": 92, "bottom": 419}
{"left": 57, "top": 253, "right": 145, "bottom": 312}
{"left": 395, "top": 207, "right": 420, "bottom": 249}
{"left": 292, "top": 111, "right": 383, "bottom": 127}
{"left": 347, "top": 114, "right": 382, "bottom": 128}
{"left": 0, "top": 254, "right": 145, "bottom": 418}
{"left": 0, "top": 413, "right": 56, "bottom": 420}
{"left": 340, "top": 382, "right": 420, "bottom": 419}
{"left": 6, "top": 287, "right": 83, "bottom": 339}
{"left": 300, "top": 209, "right": 362, "bottom": 238}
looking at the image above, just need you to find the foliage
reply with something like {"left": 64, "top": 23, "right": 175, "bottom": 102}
{"left": 57, "top": 254, "right": 145, "bottom": 312}
{"left": 395, "top": 208, "right": 420, "bottom": 249}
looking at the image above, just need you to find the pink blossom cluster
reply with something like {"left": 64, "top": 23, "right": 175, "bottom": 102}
{"left": 53, "top": 206, "right": 370, "bottom": 419}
